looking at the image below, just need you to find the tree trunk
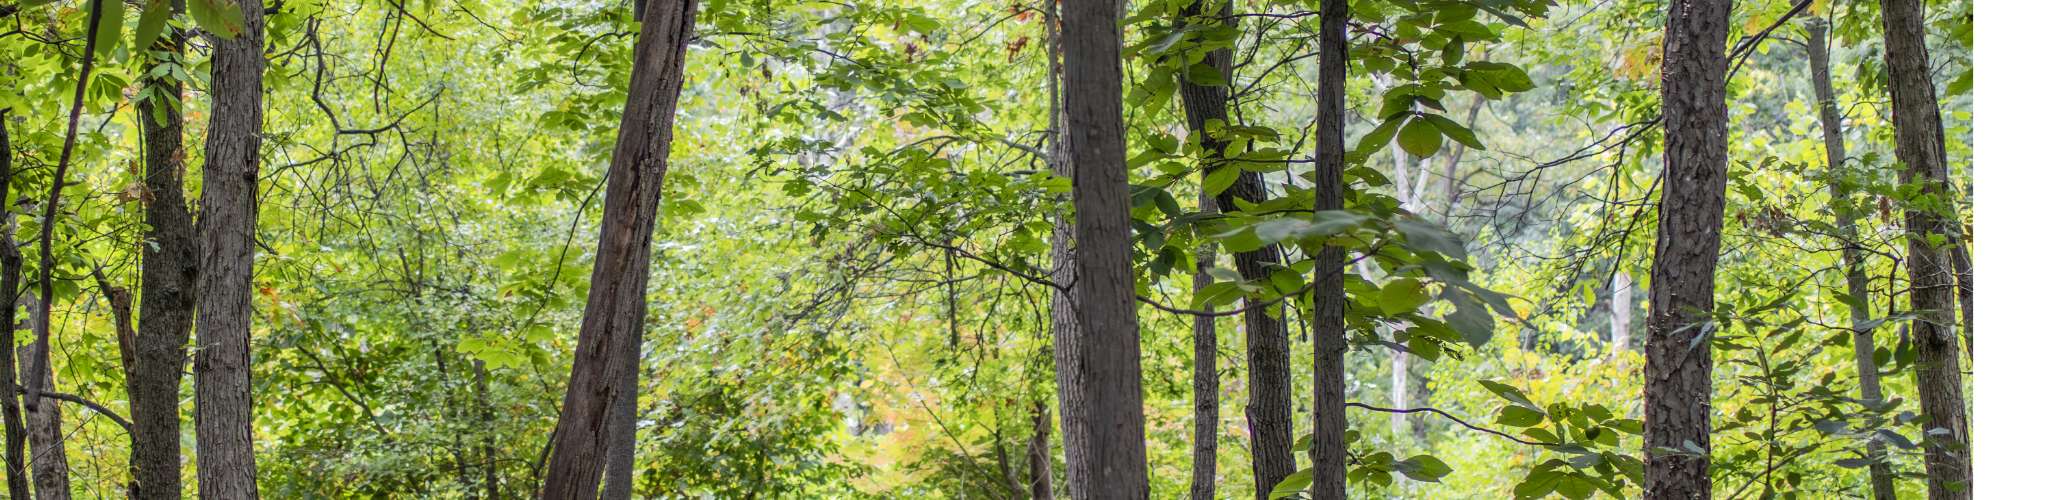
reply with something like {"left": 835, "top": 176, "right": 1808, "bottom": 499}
{"left": 1055, "top": 0, "right": 1148, "bottom": 497}
{"left": 18, "top": 299, "right": 69, "bottom": 500}
{"left": 1643, "top": 0, "right": 1730, "bottom": 497}
{"left": 132, "top": 19, "right": 202, "bottom": 500}
{"left": 1189, "top": 197, "right": 1219, "bottom": 500}
{"left": 0, "top": 110, "right": 29, "bottom": 500}
{"left": 1309, "top": 0, "right": 1347, "bottom": 497}
{"left": 539, "top": 1, "right": 699, "bottom": 498}
{"left": 1801, "top": 15, "right": 1897, "bottom": 500}
{"left": 1878, "top": 0, "right": 1971, "bottom": 497}
{"left": 194, "top": 0, "right": 269, "bottom": 495}
{"left": 1169, "top": 3, "right": 1296, "bottom": 494}
{"left": 1028, "top": 401, "right": 1054, "bottom": 500}
{"left": 1948, "top": 233, "right": 1970, "bottom": 356}
{"left": 1611, "top": 271, "right": 1631, "bottom": 356}
{"left": 1040, "top": 3, "right": 1088, "bottom": 497}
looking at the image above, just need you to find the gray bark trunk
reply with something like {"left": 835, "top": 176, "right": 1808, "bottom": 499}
{"left": 1878, "top": 0, "right": 1971, "bottom": 497}
{"left": 18, "top": 299, "right": 69, "bottom": 500}
{"left": 1802, "top": 16, "right": 1897, "bottom": 500}
{"left": 194, "top": 0, "right": 268, "bottom": 495}
{"left": 1309, "top": 0, "right": 1348, "bottom": 497}
{"left": 133, "top": 18, "right": 202, "bottom": 500}
{"left": 539, "top": 1, "right": 699, "bottom": 498}
{"left": 1055, "top": 0, "right": 1149, "bottom": 497}
{"left": 1643, "top": 0, "right": 1730, "bottom": 498}
{"left": 1028, "top": 401, "right": 1054, "bottom": 500}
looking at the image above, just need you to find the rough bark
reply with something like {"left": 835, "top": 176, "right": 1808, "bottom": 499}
{"left": 1878, "top": 0, "right": 1971, "bottom": 497}
{"left": 1948, "top": 233, "right": 1970, "bottom": 356}
{"left": 539, "top": 1, "right": 698, "bottom": 497}
{"left": 133, "top": 18, "right": 202, "bottom": 500}
{"left": 1189, "top": 197, "right": 1218, "bottom": 500}
{"left": 1055, "top": 0, "right": 1148, "bottom": 497}
{"left": 0, "top": 110, "right": 29, "bottom": 500}
{"left": 1309, "top": 0, "right": 1347, "bottom": 497}
{"left": 1643, "top": 0, "right": 1730, "bottom": 498}
{"left": 1802, "top": 16, "right": 1897, "bottom": 500}
{"left": 194, "top": 0, "right": 268, "bottom": 495}
{"left": 1028, "top": 402, "right": 1054, "bottom": 500}
{"left": 1040, "top": 3, "right": 1089, "bottom": 497}
{"left": 18, "top": 299, "right": 69, "bottom": 500}
{"left": 1170, "top": 3, "right": 1295, "bottom": 494}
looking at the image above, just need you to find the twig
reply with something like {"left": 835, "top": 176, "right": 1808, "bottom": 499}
{"left": 1346, "top": 402, "right": 1555, "bottom": 446}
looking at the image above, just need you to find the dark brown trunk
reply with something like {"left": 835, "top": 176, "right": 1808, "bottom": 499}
{"left": 0, "top": 110, "right": 29, "bottom": 500}
{"left": 1039, "top": 4, "right": 1093, "bottom": 496}
{"left": 539, "top": 1, "right": 699, "bottom": 497}
{"left": 194, "top": 0, "right": 268, "bottom": 494}
{"left": 1948, "top": 233, "right": 1970, "bottom": 356}
{"left": 1878, "top": 0, "right": 1971, "bottom": 496}
{"left": 1802, "top": 16, "right": 1897, "bottom": 500}
{"left": 1189, "top": 200, "right": 1218, "bottom": 500}
{"left": 1056, "top": 0, "right": 1148, "bottom": 497}
{"left": 133, "top": 19, "right": 202, "bottom": 500}
{"left": 1309, "top": 0, "right": 1347, "bottom": 497}
{"left": 1643, "top": 0, "right": 1730, "bottom": 497}
{"left": 1170, "top": 2, "right": 1295, "bottom": 494}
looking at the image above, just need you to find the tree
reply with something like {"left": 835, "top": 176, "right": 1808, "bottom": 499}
{"left": 130, "top": 2, "right": 202, "bottom": 496}
{"left": 1800, "top": 13, "right": 1896, "bottom": 500}
{"left": 1878, "top": 0, "right": 1971, "bottom": 496}
{"left": 18, "top": 295, "right": 69, "bottom": 500}
{"left": 0, "top": 108, "right": 27, "bottom": 500}
{"left": 540, "top": 1, "right": 701, "bottom": 497}
{"left": 1643, "top": 0, "right": 1730, "bottom": 497}
{"left": 1308, "top": 0, "right": 1347, "bottom": 496}
{"left": 1170, "top": 2, "right": 1297, "bottom": 494}
{"left": 193, "top": 0, "right": 269, "bottom": 495}
{"left": 1054, "top": 0, "right": 1148, "bottom": 497}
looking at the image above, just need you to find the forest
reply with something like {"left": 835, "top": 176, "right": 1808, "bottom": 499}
{"left": 0, "top": 0, "right": 1988, "bottom": 497}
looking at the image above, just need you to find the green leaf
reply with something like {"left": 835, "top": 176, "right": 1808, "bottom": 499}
{"left": 1187, "top": 62, "right": 1228, "bottom": 87}
{"left": 1202, "top": 165, "right": 1240, "bottom": 197}
{"left": 1268, "top": 468, "right": 1314, "bottom": 499}
{"left": 1479, "top": 379, "right": 1540, "bottom": 410}
{"left": 91, "top": 0, "right": 124, "bottom": 59}
{"left": 1394, "top": 455, "right": 1452, "bottom": 482}
{"left": 191, "top": 0, "right": 247, "bottom": 39}
{"left": 133, "top": 0, "right": 171, "bottom": 56}
{"left": 1397, "top": 118, "right": 1444, "bottom": 158}
{"left": 1353, "top": 117, "right": 1404, "bottom": 157}
{"left": 1497, "top": 405, "right": 1544, "bottom": 427}
{"left": 1422, "top": 114, "right": 1484, "bottom": 150}
{"left": 1379, "top": 278, "right": 1429, "bottom": 315}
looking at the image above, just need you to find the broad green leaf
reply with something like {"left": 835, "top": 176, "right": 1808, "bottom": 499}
{"left": 1379, "top": 278, "right": 1429, "bottom": 315}
{"left": 133, "top": 0, "right": 171, "bottom": 56}
{"left": 1397, "top": 118, "right": 1444, "bottom": 157}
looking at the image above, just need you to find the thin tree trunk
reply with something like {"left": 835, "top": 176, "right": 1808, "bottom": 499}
{"left": 133, "top": 16, "right": 202, "bottom": 499}
{"left": 1948, "top": 233, "right": 1970, "bottom": 356}
{"left": 1040, "top": 3, "right": 1088, "bottom": 497}
{"left": 1801, "top": 15, "right": 1897, "bottom": 500}
{"left": 1309, "top": 0, "right": 1347, "bottom": 496}
{"left": 1878, "top": 0, "right": 1971, "bottom": 496}
{"left": 540, "top": 1, "right": 699, "bottom": 497}
{"left": 1028, "top": 401, "right": 1054, "bottom": 500}
{"left": 1611, "top": 271, "right": 1631, "bottom": 356}
{"left": 1169, "top": 3, "right": 1296, "bottom": 494}
{"left": 0, "top": 110, "right": 29, "bottom": 500}
{"left": 474, "top": 360, "right": 502, "bottom": 500}
{"left": 194, "top": 0, "right": 268, "bottom": 495}
{"left": 1055, "top": 0, "right": 1148, "bottom": 497}
{"left": 18, "top": 297, "right": 69, "bottom": 500}
{"left": 1189, "top": 197, "right": 1218, "bottom": 500}
{"left": 1643, "top": 0, "right": 1730, "bottom": 497}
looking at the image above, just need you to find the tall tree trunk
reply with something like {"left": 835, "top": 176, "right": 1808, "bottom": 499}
{"left": 1170, "top": 3, "right": 1296, "bottom": 494}
{"left": 1055, "top": 0, "right": 1148, "bottom": 497}
{"left": 1028, "top": 402, "right": 1054, "bottom": 500}
{"left": 1308, "top": 0, "right": 1347, "bottom": 496}
{"left": 0, "top": 110, "right": 29, "bottom": 500}
{"left": 195, "top": 0, "right": 268, "bottom": 495}
{"left": 18, "top": 297, "right": 69, "bottom": 500}
{"left": 1643, "top": 0, "right": 1730, "bottom": 497}
{"left": 1040, "top": 3, "right": 1089, "bottom": 496}
{"left": 1801, "top": 15, "right": 1897, "bottom": 500}
{"left": 1948, "top": 233, "right": 1970, "bottom": 356}
{"left": 133, "top": 17, "right": 202, "bottom": 500}
{"left": 540, "top": 1, "right": 699, "bottom": 497}
{"left": 1189, "top": 197, "right": 1219, "bottom": 500}
{"left": 1878, "top": 0, "right": 1971, "bottom": 496}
